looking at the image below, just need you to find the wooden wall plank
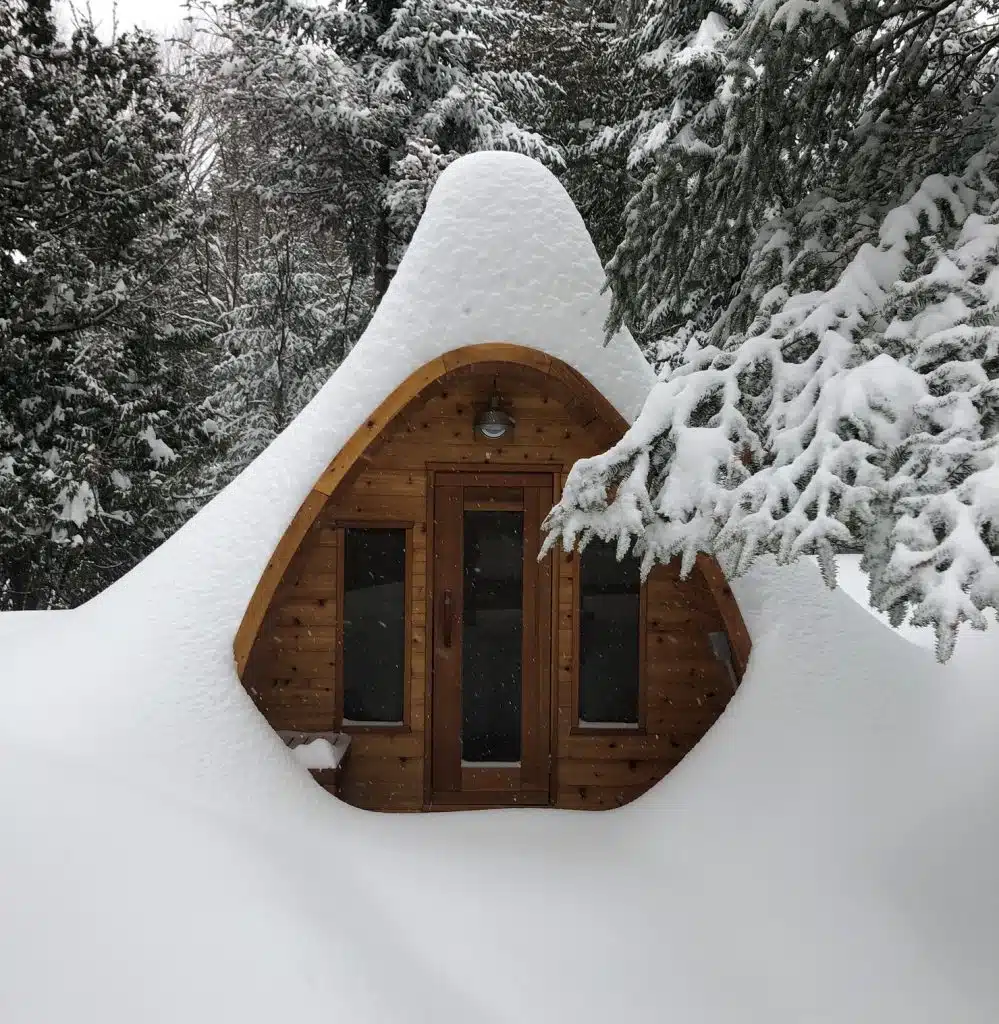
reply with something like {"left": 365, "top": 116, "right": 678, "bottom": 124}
{"left": 559, "top": 733, "right": 670, "bottom": 761}
{"left": 267, "top": 626, "right": 336, "bottom": 652}
{"left": 556, "top": 783, "right": 653, "bottom": 811}
{"left": 696, "top": 555, "right": 753, "bottom": 676}
{"left": 558, "top": 758, "right": 674, "bottom": 788}
{"left": 339, "top": 756, "right": 424, "bottom": 811}
{"left": 239, "top": 347, "right": 751, "bottom": 814}
{"left": 346, "top": 731, "right": 424, "bottom": 758}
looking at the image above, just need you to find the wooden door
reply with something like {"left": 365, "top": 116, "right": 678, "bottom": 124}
{"left": 430, "top": 471, "right": 554, "bottom": 807}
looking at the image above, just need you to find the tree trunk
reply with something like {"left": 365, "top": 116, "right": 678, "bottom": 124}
{"left": 371, "top": 1, "right": 401, "bottom": 303}
{"left": 373, "top": 150, "right": 392, "bottom": 302}
{"left": 373, "top": 0, "right": 399, "bottom": 32}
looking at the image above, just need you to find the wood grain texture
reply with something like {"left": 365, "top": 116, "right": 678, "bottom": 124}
{"left": 696, "top": 554, "right": 752, "bottom": 675}
{"left": 556, "top": 783, "right": 654, "bottom": 811}
{"left": 237, "top": 343, "right": 752, "bottom": 812}
{"left": 338, "top": 755, "right": 424, "bottom": 811}
{"left": 234, "top": 343, "right": 630, "bottom": 670}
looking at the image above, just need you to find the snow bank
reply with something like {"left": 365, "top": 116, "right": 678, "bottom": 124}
{"left": 0, "top": 609, "right": 65, "bottom": 641}
{"left": 2, "top": 559, "right": 998, "bottom": 1024}
{"left": 1, "top": 154, "right": 998, "bottom": 1023}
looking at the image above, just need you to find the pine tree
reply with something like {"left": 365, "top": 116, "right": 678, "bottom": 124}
{"left": 0, "top": 1, "right": 208, "bottom": 609}
{"left": 170, "top": 23, "right": 372, "bottom": 496}
{"left": 541, "top": 0, "right": 999, "bottom": 658}
{"left": 601, "top": 0, "right": 999, "bottom": 343}
{"left": 544, "top": 143, "right": 999, "bottom": 661}
{"left": 196, "top": 0, "right": 561, "bottom": 300}
{"left": 201, "top": 218, "right": 361, "bottom": 490}
{"left": 592, "top": 0, "right": 747, "bottom": 345}
{"left": 496, "top": 0, "right": 628, "bottom": 264}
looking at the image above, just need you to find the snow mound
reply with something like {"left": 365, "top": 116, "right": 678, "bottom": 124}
{"left": 2, "top": 559, "right": 998, "bottom": 1023}
{"left": 1, "top": 154, "right": 998, "bottom": 1023}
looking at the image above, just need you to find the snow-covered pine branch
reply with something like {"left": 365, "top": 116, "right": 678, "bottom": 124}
{"left": 600, "top": 0, "right": 999, "bottom": 347}
{"left": 544, "top": 155, "right": 999, "bottom": 661}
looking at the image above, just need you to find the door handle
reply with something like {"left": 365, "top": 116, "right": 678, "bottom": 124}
{"left": 441, "top": 588, "right": 453, "bottom": 649}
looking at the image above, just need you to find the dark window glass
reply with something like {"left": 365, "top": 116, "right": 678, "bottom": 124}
{"left": 342, "top": 528, "right": 406, "bottom": 723}
{"left": 579, "top": 542, "right": 641, "bottom": 724}
{"left": 461, "top": 510, "right": 523, "bottom": 762}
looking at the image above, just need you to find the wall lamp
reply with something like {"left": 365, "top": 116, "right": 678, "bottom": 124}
{"left": 473, "top": 393, "right": 515, "bottom": 440}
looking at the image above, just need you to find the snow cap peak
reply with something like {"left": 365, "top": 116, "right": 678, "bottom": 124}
{"left": 365, "top": 151, "right": 653, "bottom": 421}
{"left": 398, "top": 150, "right": 601, "bottom": 306}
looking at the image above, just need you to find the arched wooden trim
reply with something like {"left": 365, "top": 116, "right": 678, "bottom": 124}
{"left": 696, "top": 555, "right": 752, "bottom": 679}
{"left": 233, "top": 342, "right": 751, "bottom": 678}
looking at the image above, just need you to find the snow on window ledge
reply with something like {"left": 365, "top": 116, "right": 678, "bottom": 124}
{"left": 286, "top": 735, "right": 351, "bottom": 771}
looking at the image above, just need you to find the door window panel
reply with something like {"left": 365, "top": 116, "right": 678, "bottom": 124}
{"left": 461, "top": 509, "right": 524, "bottom": 762}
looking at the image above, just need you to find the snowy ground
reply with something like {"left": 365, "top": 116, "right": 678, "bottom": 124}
{"left": 1, "top": 559, "right": 998, "bottom": 1023}
{"left": 2, "top": 154, "right": 998, "bottom": 1022}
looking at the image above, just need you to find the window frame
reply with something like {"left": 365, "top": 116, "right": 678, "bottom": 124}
{"left": 334, "top": 521, "right": 414, "bottom": 735}
{"left": 569, "top": 547, "right": 648, "bottom": 737}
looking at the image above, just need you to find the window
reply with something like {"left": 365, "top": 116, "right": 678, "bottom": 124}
{"left": 578, "top": 542, "right": 641, "bottom": 726}
{"left": 341, "top": 527, "right": 407, "bottom": 725}
{"left": 461, "top": 508, "right": 524, "bottom": 763}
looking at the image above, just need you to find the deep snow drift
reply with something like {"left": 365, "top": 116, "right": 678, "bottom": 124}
{"left": 1, "top": 153, "right": 998, "bottom": 1023}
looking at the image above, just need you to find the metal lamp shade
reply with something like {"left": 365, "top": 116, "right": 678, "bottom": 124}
{"left": 474, "top": 397, "right": 514, "bottom": 439}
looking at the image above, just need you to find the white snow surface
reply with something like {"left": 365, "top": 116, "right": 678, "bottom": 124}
{"left": 1, "top": 153, "right": 998, "bottom": 1022}
{"left": 289, "top": 735, "right": 351, "bottom": 770}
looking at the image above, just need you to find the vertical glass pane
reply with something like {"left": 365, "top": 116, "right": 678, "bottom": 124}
{"left": 462, "top": 510, "right": 523, "bottom": 762}
{"left": 343, "top": 528, "right": 406, "bottom": 723}
{"left": 579, "top": 543, "right": 640, "bottom": 724}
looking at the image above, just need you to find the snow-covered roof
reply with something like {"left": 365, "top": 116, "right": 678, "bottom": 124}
{"left": 2, "top": 154, "right": 999, "bottom": 1023}
{"left": 366, "top": 150, "right": 654, "bottom": 420}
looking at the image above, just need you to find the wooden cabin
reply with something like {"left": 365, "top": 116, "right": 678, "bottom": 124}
{"left": 234, "top": 343, "right": 750, "bottom": 811}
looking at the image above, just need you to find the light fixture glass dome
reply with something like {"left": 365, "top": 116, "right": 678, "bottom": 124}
{"left": 474, "top": 394, "right": 514, "bottom": 440}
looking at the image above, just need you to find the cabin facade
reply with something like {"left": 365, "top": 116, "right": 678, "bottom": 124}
{"left": 235, "top": 343, "right": 750, "bottom": 812}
